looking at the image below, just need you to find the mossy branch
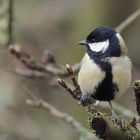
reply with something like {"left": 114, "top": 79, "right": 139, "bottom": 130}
{"left": 58, "top": 64, "right": 140, "bottom": 140}
{"left": 134, "top": 80, "right": 140, "bottom": 116}
{"left": 6, "top": 6, "right": 140, "bottom": 140}
{"left": 24, "top": 87, "right": 97, "bottom": 140}
{"left": 8, "top": 9, "right": 140, "bottom": 79}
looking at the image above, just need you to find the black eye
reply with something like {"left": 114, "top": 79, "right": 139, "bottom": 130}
{"left": 92, "top": 39, "right": 95, "bottom": 42}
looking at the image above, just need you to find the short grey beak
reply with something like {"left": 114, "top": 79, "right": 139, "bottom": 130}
{"left": 78, "top": 40, "right": 87, "bottom": 45}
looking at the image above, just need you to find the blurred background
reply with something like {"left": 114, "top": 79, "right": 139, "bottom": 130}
{"left": 0, "top": 0, "right": 140, "bottom": 139}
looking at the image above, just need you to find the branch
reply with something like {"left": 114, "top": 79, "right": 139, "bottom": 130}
{"left": 13, "top": 67, "right": 49, "bottom": 79}
{"left": 134, "top": 80, "right": 140, "bottom": 116}
{"left": 90, "top": 116, "right": 140, "bottom": 140}
{"left": 99, "top": 102, "right": 139, "bottom": 119}
{"left": 8, "top": 9, "right": 140, "bottom": 78}
{"left": 116, "top": 9, "right": 140, "bottom": 33}
{"left": 58, "top": 64, "right": 140, "bottom": 140}
{"left": 24, "top": 87, "right": 96, "bottom": 140}
{"left": 9, "top": 45, "right": 80, "bottom": 77}
{"left": 7, "top": 8, "right": 140, "bottom": 140}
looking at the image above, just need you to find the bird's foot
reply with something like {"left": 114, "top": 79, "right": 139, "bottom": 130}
{"left": 109, "top": 102, "right": 125, "bottom": 129}
{"left": 118, "top": 116, "right": 125, "bottom": 130}
{"left": 79, "top": 95, "right": 98, "bottom": 106}
{"left": 78, "top": 95, "right": 89, "bottom": 106}
{"left": 111, "top": 110, "right": 125, "bottom": 129}
{"left": 111, "top": 109, "right": 117, "bottom": 117}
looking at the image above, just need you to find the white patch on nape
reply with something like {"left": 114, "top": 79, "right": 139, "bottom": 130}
{"left": 89, "top": 40, "right": 109, "bottom": 53}
{"left": 116, "top": 33, "right": 121, "bottom": 40}
{"left": 116, "top": 32, "right": 127, "bottom": 55}
{"left": 116, "top": 33, "right": 125, "bottom": 47}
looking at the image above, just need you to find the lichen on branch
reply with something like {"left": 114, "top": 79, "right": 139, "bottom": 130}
{"left": 58, "top": 64, "right": 140, "bottom": 140}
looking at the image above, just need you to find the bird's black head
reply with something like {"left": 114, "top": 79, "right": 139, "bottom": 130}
{"left": 87, "top": 26, "right": 116, "bottom": 43}
{"left": 79, "top": 26, "right": 122, "bottom": 59}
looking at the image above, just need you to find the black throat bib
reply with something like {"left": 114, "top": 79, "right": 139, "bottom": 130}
{"left": 87, "top": 50, "right": 119, "bottom": 101}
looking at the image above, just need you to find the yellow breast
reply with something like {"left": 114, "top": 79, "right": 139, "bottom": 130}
{"left": 109, "top": 56, "right": 132, "bottom": 96}
{"left": 78, "top": 53, "right": 105, "bottom": 95}
{"left": 78, "top": 54, "right": 132, "bottom": 98}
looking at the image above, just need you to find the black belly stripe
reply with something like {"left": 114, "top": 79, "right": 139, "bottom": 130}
{"left": 87, "top": 51, "right": 119, "bottom": 101}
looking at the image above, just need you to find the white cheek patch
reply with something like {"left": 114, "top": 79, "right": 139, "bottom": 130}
{"left": 89, "top": 40, "right": 109, "bottom": 53}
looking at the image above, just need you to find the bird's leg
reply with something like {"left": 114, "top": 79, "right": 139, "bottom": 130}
{"left": 108, "top": 101, "right": 117, "bottom": 117}
{"left": 108, "top": 101, "right": 125, "bottom": 129}
{"left": 79, "top": 95, "right": 99, "bottom": 106}
{"left": 79, "top": 95, "right": 89, "bottom": 106}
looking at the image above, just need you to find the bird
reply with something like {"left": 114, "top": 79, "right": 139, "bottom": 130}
{"left": 78, "top": 26, "right": 132, "bottom": 116}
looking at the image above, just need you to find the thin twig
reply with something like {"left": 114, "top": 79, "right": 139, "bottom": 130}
{"left": 66, "top": 64, "right": 80, "bottom": 90}
{"left": 58, "top": 64, "right": 140, "bottom": 140}
{"left": 58, "top": 64, "right": 81, "bottom": 100}
{"left": 8, "top": 8, "right": 140, "bottom": 140}
{"left": 116, "top": 9, "right": 140, "bottom": 33}
{"left": 8, "top": 9, "right": 140, "bottom": 78}
{"left": 13, "top": 67, "right": 49, "bottom": 78}
{"left": 57, "top": 79, "right": 77, "bottom": 99}
{"left": 23, "top": 87, "right": 96, "bottom": 139}
{"left": 9, "top": 45, "right": 80, "bottom": 77}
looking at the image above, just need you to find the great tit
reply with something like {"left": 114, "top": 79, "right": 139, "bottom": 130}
{"left": 78, "top": 26, "right": 132, "bottom": 115}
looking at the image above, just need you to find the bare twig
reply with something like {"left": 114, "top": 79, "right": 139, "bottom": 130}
{"left": 14, "top": 67, "right": 49, "bottom": 78}
{"left": 116, "top": 9, "right": 140, "bottom": 33}
{"left": 46, "top": 63, "right": 80, "bottom": 77}
{"left": 7, "top": 7, "right": 140, "bottom": 140}
{"left": 58, "top": 64, "right": 81, "bottom": 100}
{"left": 9, "top": 45, "right": 50, "bottom": 73}
{"left": 24, "top": 87, "right": 96, "bottom": 140}
{"left": 8, "top": 9, "right": 140, "bottom": 78}
{"left": 99, "top": 102, "right": 139, "bottom": 119}
{"left": 41, "top": 50, "right": 56, "bottom": 64}
{"left": 66, "top": 64, "right": 81, "bottom": 91}
{"left": 9, "top": 45, "right": 80, "bottom": 77}
{"left": 58, "top": 64, "right": 140, "bottom": 140}
{"left": 57, "top": 79, "right": 78, "bottom": 99}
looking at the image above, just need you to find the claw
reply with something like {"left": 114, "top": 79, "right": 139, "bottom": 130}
{"left": 79, "top": 95, "right": 89, "bottom": 106}
{"left": 79, "top": 95, "right": 99, "bottom": 106}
